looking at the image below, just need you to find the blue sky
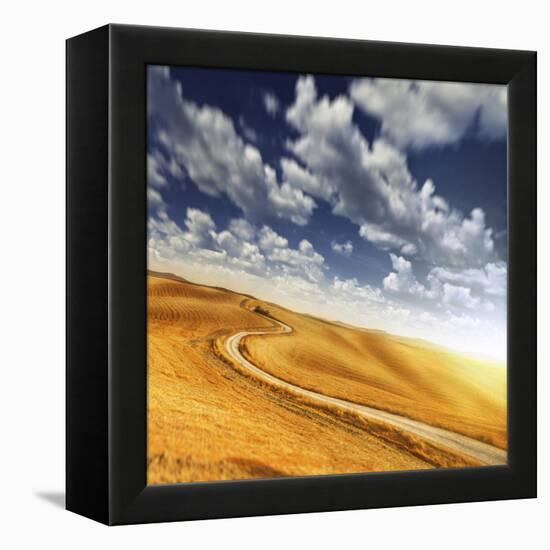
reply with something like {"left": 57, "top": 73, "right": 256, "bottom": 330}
{"left": 147, "top": 65, "right": 507, "bottom": 360}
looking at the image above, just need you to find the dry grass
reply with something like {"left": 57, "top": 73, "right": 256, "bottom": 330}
{"left": 243, "top": 302, "right": 507, "bottom": 449}
{"left": 147, "top": 274, "right": 504, "bottom": 484}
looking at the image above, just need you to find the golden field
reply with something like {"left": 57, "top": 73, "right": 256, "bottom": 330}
{"left": 147, "top": 273, "right": 506, "bottom": 484}
{"left": 243, "top": 305, "right": 507, "bottom": 449}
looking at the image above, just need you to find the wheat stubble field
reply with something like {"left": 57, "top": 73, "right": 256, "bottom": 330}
{"left": 147, "top": 272, "right": 507, "bottom": 484}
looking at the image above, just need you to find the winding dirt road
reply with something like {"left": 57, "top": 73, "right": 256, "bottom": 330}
{"left": 223, "top": 311, "right": 507, "bottom": 467}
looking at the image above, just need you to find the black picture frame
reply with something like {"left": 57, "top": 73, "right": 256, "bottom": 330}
{"left": 66, "top": 24, "right": 537, "bottom": 525}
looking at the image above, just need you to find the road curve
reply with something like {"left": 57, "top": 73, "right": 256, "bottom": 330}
{"left": 223, "top": 312, "right": 507, "bottom": 467}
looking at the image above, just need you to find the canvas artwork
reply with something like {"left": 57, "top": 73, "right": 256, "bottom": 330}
{"left": 146, "top": 65, "right": 507, "bottom": 485}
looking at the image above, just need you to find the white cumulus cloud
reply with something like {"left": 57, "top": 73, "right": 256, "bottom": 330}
{"left": 262, "top": 91, "right": 280, "bottom": 117}
{"left": 429, "top": 262, "right": 507, "bottom": 298}
{"left": 349, "top": 77, "right": 507, "bottom": 150}
{"left": 285, "top": 75, "right": 498, "bottom": 269}
{"left": 383, "top": 254, "right": 430, "bottom": 297}
{"left": 148, "top": 206, "right": 326, "bottom": 285}
{"left": 148, "top": 66, "right": 316, "bottom": 226}
{"left": 331, "top": 240, "right": 353, "bottom": 256}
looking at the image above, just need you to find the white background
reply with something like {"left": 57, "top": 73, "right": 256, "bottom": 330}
{"left": 0, "top": 1, "right": 546, "bottom": 547}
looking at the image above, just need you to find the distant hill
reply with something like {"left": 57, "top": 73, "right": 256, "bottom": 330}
{"left": 147, "top": 269, "right": 190, "bottom": 284}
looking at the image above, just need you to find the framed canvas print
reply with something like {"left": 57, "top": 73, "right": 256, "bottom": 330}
{"left": 66, "top": 24, "right": 537, "bottom": 525}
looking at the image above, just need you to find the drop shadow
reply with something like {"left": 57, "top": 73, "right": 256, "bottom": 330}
{"left": 35, "top": 491, "right": 65, "bottom": 509}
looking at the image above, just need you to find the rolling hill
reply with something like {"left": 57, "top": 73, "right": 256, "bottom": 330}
{"left": 147, "top": 273, "right": 506, "bottom": 484}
